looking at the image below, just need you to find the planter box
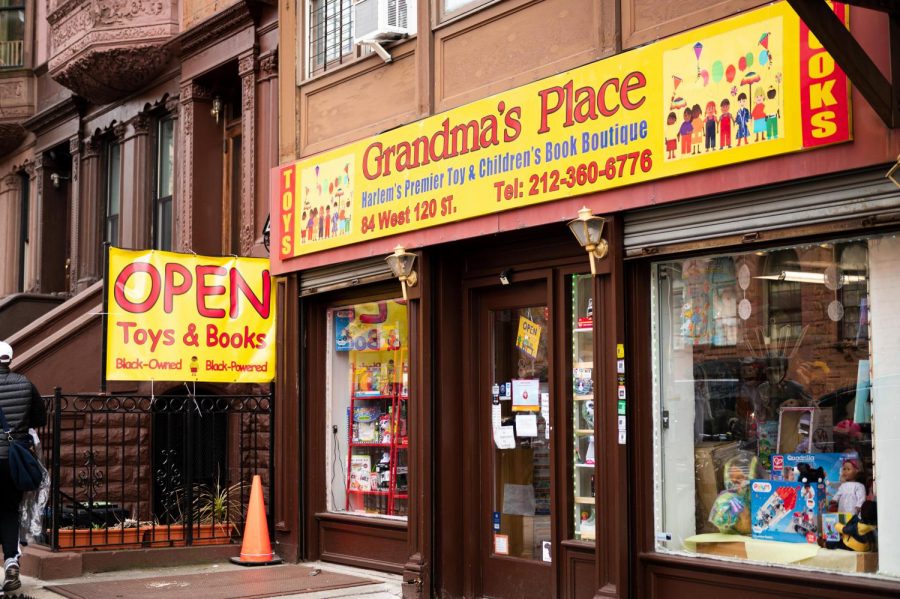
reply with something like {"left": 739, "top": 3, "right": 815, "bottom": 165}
{"left": 145, "top": 523, "right": 235, "bottom": 547}
{"left": 56, "top": 527, "right": 143, "bottom": 550}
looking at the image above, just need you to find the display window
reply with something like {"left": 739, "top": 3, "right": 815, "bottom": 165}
{"left": 651, "top": 233, "right": 900, "bottom": 578}
{"left": 325, "top": 298, "right": 409, "bottom": 519}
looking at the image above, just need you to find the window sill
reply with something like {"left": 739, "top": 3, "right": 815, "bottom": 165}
{"left": 315, "top": 511, "right": 408, "bottom": 530}
{"left": 300, "top": 35, "right": 418, "bottom": 87}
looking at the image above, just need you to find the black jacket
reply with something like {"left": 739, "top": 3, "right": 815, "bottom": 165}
{"left": 0, "top": 370, "right": 46, "bottom": 460}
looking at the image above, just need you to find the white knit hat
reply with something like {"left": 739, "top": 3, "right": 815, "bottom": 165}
{"left": 0, "top": 341, "right": 12, "bottom": 363}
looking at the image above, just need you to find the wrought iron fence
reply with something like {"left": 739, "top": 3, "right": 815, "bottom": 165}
{"left": 35, "top": 388, "right": 274, "bottom": 551}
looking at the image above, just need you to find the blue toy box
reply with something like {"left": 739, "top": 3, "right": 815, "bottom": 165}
{"left": 770, "top": 452, "right": 858, "bottom": 507}
{"left": 750, "top": 480, "right": 824, "bottom": 544}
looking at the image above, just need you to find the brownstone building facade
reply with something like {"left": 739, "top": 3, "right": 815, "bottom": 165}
{"left": 0, "top": 0, "right": 279, "bottom": 572}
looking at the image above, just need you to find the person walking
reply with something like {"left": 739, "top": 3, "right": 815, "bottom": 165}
{"left": 0, "top": 341, "right": 46, "bottom": 593}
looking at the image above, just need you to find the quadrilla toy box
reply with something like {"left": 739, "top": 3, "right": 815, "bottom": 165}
{"left": 770, "top": 452, "right": 858, "bottom": 506}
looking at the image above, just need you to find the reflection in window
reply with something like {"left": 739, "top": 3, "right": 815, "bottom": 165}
{"left": 764, "top": 249, "right": 802, "bottom": 341}
{"left": 104, "top": 142, "right": 121, "bottom": 247}
{"left": 838, "top": 242, "right": 868, "bottom": 344}
{"left": 651, "top": 235, "right": 900, "bottom": 579}
{"left": 154, "top": 117, "right": 174, "bottom": 251}
{"left": 0, "top": 0, "right": 25, "bottom": 69}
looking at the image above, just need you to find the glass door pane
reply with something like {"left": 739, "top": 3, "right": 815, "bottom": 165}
{"left": 489, "top": 305, "right": 551, "bottom": 560}
{"left": 571, "top": 274, "right": 596, "bottom": 540}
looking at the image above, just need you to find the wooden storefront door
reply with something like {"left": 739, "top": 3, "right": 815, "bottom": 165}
{"left": 471, "top": 279, "right": 556, "bottom": 599}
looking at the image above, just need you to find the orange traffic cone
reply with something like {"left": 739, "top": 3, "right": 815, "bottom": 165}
{"left": 230, "top": 474, "right": 283, "bottom": 566}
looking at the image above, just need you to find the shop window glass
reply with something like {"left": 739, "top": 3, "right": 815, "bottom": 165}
{"left": 325, "top": 299, "right": 409, "bottom": 519}
{"left": 651, "top": 234, "right": 900, "bottom": 578}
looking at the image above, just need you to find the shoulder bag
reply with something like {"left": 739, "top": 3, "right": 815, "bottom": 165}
{"left": 0, "top": 405, "right": 43, "bottom": 491}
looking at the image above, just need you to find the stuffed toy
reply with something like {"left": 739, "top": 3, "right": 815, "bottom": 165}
{"left": 795, "top": 463, "right": 825, "bottom": 486}
{"left": 827, "top": 500, "right": 877, "bottom": 552}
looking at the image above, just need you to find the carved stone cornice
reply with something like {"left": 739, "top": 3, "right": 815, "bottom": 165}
{"left": 164, "top": 94, "right": 180, "bottom": 115}
{"left": 48, "top": 0, "right": 178, "bottom": 104}
{"left": 2, "top": 173, "right": 21, "bottom": 191}
{"left": 112, "top": 122, "right": 128, "bottom": 141}
{"left": 22, "top": 96, "right": 84, "bottom": 137}
{"left": 83, "top": 135, "right": 102, "bottom": 159}
{"left": 179, "top": 81, "right": 214, "bottom": 104}
{"left": 130, "top": 112, "right": 152, "bottom": 135}
{"left": 238, "top": 51, "right": 257, "bottom": 78}
{"left": 258, "top": 50, "right": 277, "bottom": 81}
{"left": 175, "top": 1, "right": 254, "bottom": 58}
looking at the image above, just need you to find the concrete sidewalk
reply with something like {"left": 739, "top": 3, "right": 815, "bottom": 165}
{"left": 8, "top": 560, "right": 403, "bottom": 599}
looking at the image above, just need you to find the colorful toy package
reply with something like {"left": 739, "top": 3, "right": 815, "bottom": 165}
{"left": 770, "top": 452, "right": 858, "bottom": 506}
{"left": 750, "top": 480, "right": 824, "bottom": 544}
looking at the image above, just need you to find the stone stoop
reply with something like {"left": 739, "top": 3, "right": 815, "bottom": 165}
{"left": 20, "top": 543, "right": 242, "bottom": 580}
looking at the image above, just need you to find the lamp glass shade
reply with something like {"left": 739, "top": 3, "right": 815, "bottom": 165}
{"left": 567, "top": 208, "right": 605, "bottom": 249}
{"left": 386, "top": 246, "right": 416, "bottom": 278}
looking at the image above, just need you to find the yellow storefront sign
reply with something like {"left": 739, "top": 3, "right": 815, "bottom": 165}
{"left": 105, "top": 248, "right": 275, "bottom": 383}
{"left": 274, "top": 1, "right": 850, "bottom": 259}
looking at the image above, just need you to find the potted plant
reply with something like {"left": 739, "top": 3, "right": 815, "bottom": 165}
{"left": 146, "top": 478, "right": 243, "bottom": 547}
{"left": 56, "top": 518, "right": 143, "bottom": 550}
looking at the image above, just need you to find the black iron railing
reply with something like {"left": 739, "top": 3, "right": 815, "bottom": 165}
{"left": 35, "top": 389, "right": 275, "bottom": 551}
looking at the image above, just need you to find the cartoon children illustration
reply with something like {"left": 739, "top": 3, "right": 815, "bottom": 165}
{"left": 704, "top": 101, "right": 718, "bottom": 152}
{"left": 678, "top": 107, "right": 694, "bottom": 156}
{"left": 691, "top": 104, "right": 704, "bottom": 154}
{"left": 300, "top": 210, "right": 308, "bottom": 243}
{"left": 665, "top": 111, "right": 678, "bottom": 159}
{"left": 735, "top": 93, "right": 751, "bottom": 146}
{"left": 331, "top": 202, "right": 339, "bottom": 237}
{"left": 307, "top": 207, "right": 316, "bottom": 242}
{"left": 719, "top": 98, "right": 733, "bottom": 149}
{"left": 766, "top": 86, "right": 779, "bottom": 140}
{"left": 752, "top": 89, "right": 767, "bottom": 142}
{"left": 317, "top": 207, "right": 324, "bottom": 240}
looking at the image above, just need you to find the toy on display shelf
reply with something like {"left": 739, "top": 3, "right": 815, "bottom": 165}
{"left": 707, "top": 451, "right": 761, "bottom": 535}
{"left": 831, "top": 457, "right": 866, "bottom": 516}
{"left": 750, "top": 479, "right": 824, "bottom": 544}
{"left": 826, "top": 500, "right": 877, "bottom": 552}
{"left": 770, "top": 451, "right": 859, "bottom": 510}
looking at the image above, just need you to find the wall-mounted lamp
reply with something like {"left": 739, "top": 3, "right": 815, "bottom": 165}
{"left": 385, "top": 245, "right": 417, "bottom": 300}
{"left": 49, "top": 173, "right": 69, "bottom": 188}
{"left": 210, "top": 96, "right": 223, "bottom": 123}
{"left": 887, "top": 153, "right": 900, "bottom": 188}
{"left": 567, "top": 206, "right": 608, "bottom": 276}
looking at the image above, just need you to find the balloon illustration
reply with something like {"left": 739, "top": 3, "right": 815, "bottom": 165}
{"left": 700, "top": 69, "right": 710, "bottom": 86}
{"left": 738, "top": 56, "right": 747, "bottom": 71}
{"left": 694, "top": 42, "right": 703, "bottom": 79}
{"left": 726, "top": 64, "right": 736, "bottom": 82}
{"left": 759, "top": 50, "right": 768, "bottom": 66}
{"left": 712, "top": 60, "right": 724, "bottom": 83}
{"left": 745, "top": 52, "right": 754, "bottom": 69}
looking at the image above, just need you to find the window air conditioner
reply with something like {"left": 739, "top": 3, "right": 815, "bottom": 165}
{"left": 353, "top": 0, "right": 413, "bottom": 44}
